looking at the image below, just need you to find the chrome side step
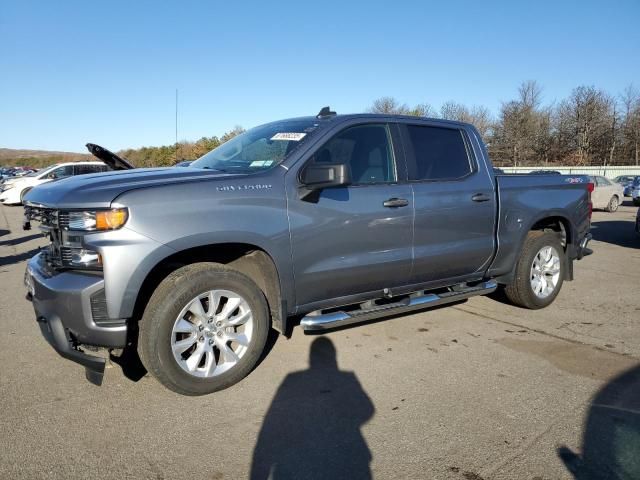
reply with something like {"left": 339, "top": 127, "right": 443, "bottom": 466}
{"left": 300, "top": 280, "right": 497, "bottom": 332}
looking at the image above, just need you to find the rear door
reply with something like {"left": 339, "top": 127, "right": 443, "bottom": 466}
{"left": 287, "top": 122, "right": 413, "bottom": 309}
{"left": 400, "top": 122, "right": 496, "bottom": 285}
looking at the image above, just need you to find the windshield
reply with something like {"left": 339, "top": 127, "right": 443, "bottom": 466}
{"left": 35, "top": 164, "right": 58, "bottom": 179}
{"left": 191, "top": 119, "right": 322, "bottom": 173}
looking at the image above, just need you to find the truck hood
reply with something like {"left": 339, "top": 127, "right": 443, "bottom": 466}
{"left": 86, "top": 143, "right": 136, "bottom": 170}
{"left": 23, "top": 167, "right": 238, "bottom": 209}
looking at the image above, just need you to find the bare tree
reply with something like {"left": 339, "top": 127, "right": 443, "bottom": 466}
{"left": 556, "top": 86, "right": 615, "bottom": 165}
{"left": 369, "top": 82, "right": 636, "bottom": 167}
{"left": 369, "top": 97, "right": 410, "bottom": 114}
{"left": 369, "top": 97, "right": 437, "bottom": 117}
{"left": 621, "top": 85, "right": 640, "bottom": 165}
{"left": 440, "top": 101, "right": 492, "bottom": 139}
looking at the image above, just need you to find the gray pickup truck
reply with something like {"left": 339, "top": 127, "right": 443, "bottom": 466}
{"left": 23, "top": 108, "right": 593, "bottom": 395}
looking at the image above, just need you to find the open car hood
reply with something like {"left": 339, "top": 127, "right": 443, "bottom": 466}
{"left": 86, "top": 143, "right": 135, "bottom": 170}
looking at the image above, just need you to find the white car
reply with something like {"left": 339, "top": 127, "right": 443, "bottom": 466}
{"left": 590, "top": 176, "right": 625, "bottom": 212}
{"left": 0, "top": 162, "right": 108, "bottom": 205}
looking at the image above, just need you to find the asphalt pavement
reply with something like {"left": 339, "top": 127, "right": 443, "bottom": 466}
{"left": 1, "top": 202, "right": 639, "bottom": 479}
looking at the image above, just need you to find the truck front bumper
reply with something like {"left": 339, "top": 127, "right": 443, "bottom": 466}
{"left": 25, "top": 253, "right": 128, "bottom": 385}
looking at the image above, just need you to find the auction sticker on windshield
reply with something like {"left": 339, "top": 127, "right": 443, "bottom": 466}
{"left": 271, "top": 132, "right": 306, "bottom": 141}
{"left": 249, "top": 160, "right": 274, "bottom": 167}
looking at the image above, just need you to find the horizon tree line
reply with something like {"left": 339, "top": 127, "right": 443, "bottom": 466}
{"left": 3, "top": 81, "right": 639, "bottom": 169}
{"left": 369, "top": 81, "right": 640, "bottom": 167}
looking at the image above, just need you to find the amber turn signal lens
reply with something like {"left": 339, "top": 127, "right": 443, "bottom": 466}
{"left": 95, "top": 209, "right": 128, "bottom": 230}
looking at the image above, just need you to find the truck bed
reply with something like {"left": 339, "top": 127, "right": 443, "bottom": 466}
{"left": 488, "top": 174, "right": 592, "bottom": 280}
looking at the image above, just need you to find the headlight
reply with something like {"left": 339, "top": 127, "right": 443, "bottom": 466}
{"left": 67, "top": 208, "right": 128, "bottom": 231}
{"left": 69, "top": 248, "right": 102, "bottom": 268}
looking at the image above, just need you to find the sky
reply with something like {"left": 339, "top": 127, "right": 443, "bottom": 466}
{"left": 1, "top": 0, "right": 639, "bottom": 153}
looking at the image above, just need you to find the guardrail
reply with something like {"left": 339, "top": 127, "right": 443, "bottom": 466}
{"left": 500, "top": 166, "right": 640, "bottom": 179}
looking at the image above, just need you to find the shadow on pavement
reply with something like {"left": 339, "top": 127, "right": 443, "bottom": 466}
{"left": 0, "top": 233, "right": 42, "bottom": 247}
{"left": 590, "top": 220, "right": 639, "bottom": 249}
{"left": 250, "top": 337, "right": 375, "bottom": 480}
{"left": 0, "top": 247, "right": 41, "bottom": 267}
{"left": 558, "top": 363, "right": 640, "bottom": 479}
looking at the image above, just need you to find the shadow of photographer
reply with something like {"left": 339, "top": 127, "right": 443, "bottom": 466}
{"left": 250, "top": 337, "right": 375, "bottom": 480}
{"left": 559, "top": 363, "right": 640, "bottom": 479}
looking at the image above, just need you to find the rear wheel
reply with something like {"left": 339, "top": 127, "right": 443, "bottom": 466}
{"left": 138, "top": 262, "right": 270, "bottom": 395}
{"left": 504, "top": 231, "right": 565, "bottom": 309}
{"left": 606, "top": 195, "right": 619, "bottom": 212}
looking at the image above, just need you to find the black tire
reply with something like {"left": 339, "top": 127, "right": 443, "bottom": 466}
{"left": 138, "top": 262, "right": 270, "bottom": 395}
{"left": 606, "top": 195, "right": 619, "bottom": 212}
{"left": 504, "top": 231, "right": 565, "bottom": 309}
{"left": 19, "top": 187, "right": 32, "bottom": 204}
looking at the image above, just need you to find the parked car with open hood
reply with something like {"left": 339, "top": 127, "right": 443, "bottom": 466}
{"left": 0, "top": 143, "right": 133, "bottom": 205}
{"left": 0, "top": 161, "right": 108, "bottom": 205}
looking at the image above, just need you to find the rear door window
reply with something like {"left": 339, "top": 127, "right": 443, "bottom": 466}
{"left": 74, "top": 164, "right": 101, "bottom": 175}
{"left": 403, "top": 125, "right": 473, "bottom": 181}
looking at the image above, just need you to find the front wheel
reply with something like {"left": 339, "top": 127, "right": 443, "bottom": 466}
{"left": 138, "top": 263, "right": 270, "bottom": 395}
{"left": 504, "top": 231, "right": 565, "bottom": 309}
{"left": 606, "top": 195, "right": 619, "bottom": 212}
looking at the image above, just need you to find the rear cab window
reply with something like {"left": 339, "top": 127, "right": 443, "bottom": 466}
{"left": 401, "top": 123, "right": 474, "bottom": 181}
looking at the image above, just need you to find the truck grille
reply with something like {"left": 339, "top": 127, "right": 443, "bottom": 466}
{"left": 58, "top": 211, "right": 70, "bottom": 229}
{"left": 24, "top": 205, "right": 59, "bottom": 228}
{"left": 24, "top": 206, "right": 67, "bottom": 268}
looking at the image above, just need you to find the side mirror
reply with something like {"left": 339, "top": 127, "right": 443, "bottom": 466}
{"left": 300, "top": 163, "right": 351, "bottom": 190}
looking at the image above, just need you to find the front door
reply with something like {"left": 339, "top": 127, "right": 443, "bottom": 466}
{"left": 287, "top": 123, "right": 413, "bottom": 309}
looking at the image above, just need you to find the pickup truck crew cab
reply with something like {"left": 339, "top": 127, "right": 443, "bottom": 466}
{"left": 23, "top": 109, "right": 593, "bottom": 395}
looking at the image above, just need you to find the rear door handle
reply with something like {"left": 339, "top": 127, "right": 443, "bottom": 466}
{"left": 471, "top": 193, "right": 491, "bottom": 203}
{"left": 383, "top": 198, "right": 409, "bottom": 208}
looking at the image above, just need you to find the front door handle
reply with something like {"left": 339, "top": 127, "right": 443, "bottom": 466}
{"left": 471, "top": 193, "right": 491, "bottom": 203}
{"left": 383, "top": 198, "right": 409, "bottom": 208}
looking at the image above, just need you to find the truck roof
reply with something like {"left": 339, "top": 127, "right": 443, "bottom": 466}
{"left": 281, "top": 112, "right": 471, "bottom": 129}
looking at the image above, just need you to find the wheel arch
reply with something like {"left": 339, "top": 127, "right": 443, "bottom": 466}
{"left": 529, "top": 214, "right": 573, "bottom": 249}
{"left": 132, "top": 243, "right": 287, "bottom": 334}
{"left": 493, "top": 212, "right": 575, "bottom": 285}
